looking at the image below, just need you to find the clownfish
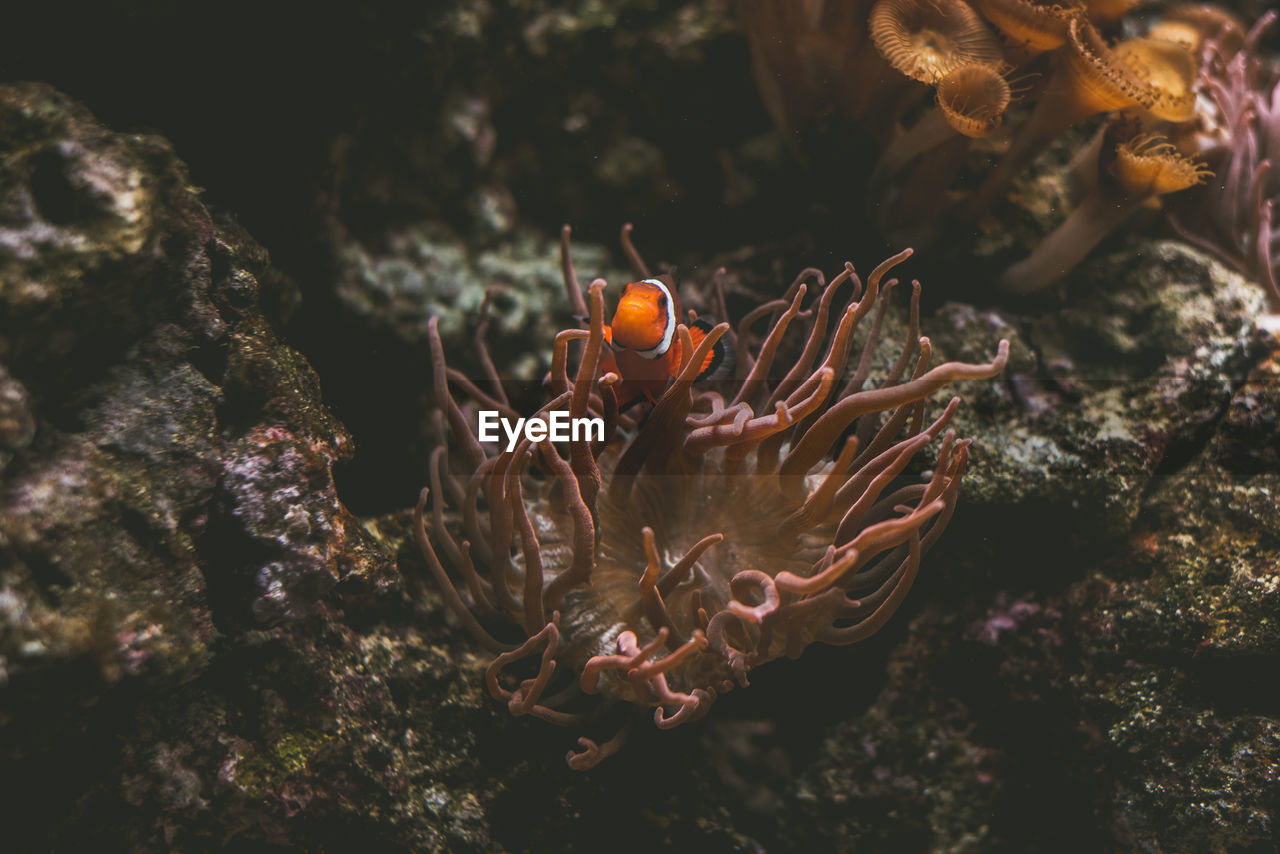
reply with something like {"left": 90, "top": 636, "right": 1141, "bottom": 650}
{"left": 599, "top": 276, "right": 733, "bottom": 409}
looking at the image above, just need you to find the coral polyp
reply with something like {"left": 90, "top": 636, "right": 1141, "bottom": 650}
{"left": 738, "top": 0, "right": 1210, "bottom": 260}
{"left": 414, "top": 230, "right": 1009, "bottom": 768}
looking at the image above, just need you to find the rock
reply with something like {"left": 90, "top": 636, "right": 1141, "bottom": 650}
{"left": 0, "top": 83, "right": 495, "bottom": 852}
{"left": 931, "top": 240, "right": 1271, "bottom": 553}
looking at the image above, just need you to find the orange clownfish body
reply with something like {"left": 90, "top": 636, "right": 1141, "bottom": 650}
{"left": 600, "top": 277, "right": 731, "bottom": 409}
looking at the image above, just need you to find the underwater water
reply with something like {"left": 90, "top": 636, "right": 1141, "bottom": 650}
{"left": 0, "top": 1, "right": 1278, "bottom": 852}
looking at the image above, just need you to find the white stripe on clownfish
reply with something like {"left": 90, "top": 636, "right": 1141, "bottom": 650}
{"left": 632, "top": 278, "right": 676, "bottom": 360}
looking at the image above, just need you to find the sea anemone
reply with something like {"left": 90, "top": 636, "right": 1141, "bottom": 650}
{"left": 412, "top": 227, "right": 1009, "bottom": 768}
{"left": 1169, "top": 11, "right": 1280, "bottom": 311}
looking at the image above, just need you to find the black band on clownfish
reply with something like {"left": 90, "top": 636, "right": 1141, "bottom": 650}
{"left": 688, "top": 316, "right": 734, "bottom": 382}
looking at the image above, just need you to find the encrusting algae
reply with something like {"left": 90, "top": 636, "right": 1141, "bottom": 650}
{"left": 413, "top": 226, "right": 1008, "bottom": 768}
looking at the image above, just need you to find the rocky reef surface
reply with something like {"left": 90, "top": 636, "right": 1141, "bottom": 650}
{"left": 2, "top": 3, "right": 1279, "bottom": 852}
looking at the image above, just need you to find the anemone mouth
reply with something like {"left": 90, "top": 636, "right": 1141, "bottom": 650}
{"left": 1111, "top": 37, "right": 1198, "bottom": 122}
{"left": 870, "top": 0, "right": 1004, "bottom": 85}
{"left": 971, "top": 0, "right": 1080, "bottom": 55}
{"left": 936, "top": 63, "right": 1014, "bottom": 137}
{"left": 1107, "top": 128, "right": 1211, "bottom": 197}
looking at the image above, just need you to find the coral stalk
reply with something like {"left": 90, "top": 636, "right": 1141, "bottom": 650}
{"left": 1004, "top": 125, "right": 1209, "bottom": 293}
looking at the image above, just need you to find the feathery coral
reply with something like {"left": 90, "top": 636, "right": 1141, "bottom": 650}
{"left": 870, "top": 0, "right": 1004, "bottom": 85}
{"left": 936, "top": 62, "right": 1014, "bottom": 137}
{"left": 738, "top": 0, "right": 1207, "bottom": 266}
